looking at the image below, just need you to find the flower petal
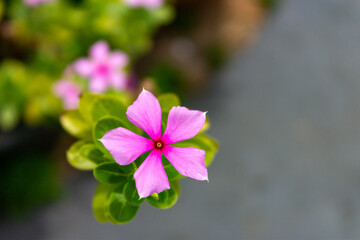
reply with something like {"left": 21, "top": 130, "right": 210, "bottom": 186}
{"left": 100, "top": 127, "right": 154, "bottom": 165}
{"left": 125, "top": 0, "right": 163, "bottom": 9}
{"left": 162, "top": 146, "right": 208, "bottom": 181}
{"left": 24, "top": 0, "right": 39, "bottom": 6}
{"left": 89, "top": 75, "right": 108, "bottom": 93}
{"left": 53, "top": 80, "right": 80, "bottom": 110}
{"left": 142, "top": 0, "right": 163, "bottom": 8}
{"left": 134, "top": 150, "right": 170, "bottom": 198}
{"left": 90, "top": 41, "right": 109, "bottom": 61}
{"left": 109, "top": 51, "right": 128, "bottom": 67}
{"left": 53, "top": 80, "right": 75, "bottom": 97}
{"left": 110, "top": 72, "right": 127, "bottom": 90}
{"left": 126, "top": 89, "right": 162, "bottom": 140}
{"left": 162, "top": 106, "right": 206, "bottom": 144}
{"left": 64, "top": 94, "right": 80, "bottom": 110}
{"left": 73, "top": 58, "right": 94, "bottom": 77}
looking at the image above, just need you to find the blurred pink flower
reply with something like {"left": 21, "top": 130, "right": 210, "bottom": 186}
{"left": 53, "top": 80, "right": 81, "bottom": 110}
{"left": 100, "top": 89, "right": 208, "bottom": 198}
{"left": 24, "top": 0, "right": 55, "bottom": 7}
{"left": 125, "top": 0, "right": 164, "bottom": 9}
{"left": 73, "top": 41, "right": 129, "bottom": 93}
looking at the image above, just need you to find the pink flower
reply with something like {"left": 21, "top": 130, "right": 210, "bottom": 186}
{"left": 100, "top": 89, "right": 208, "bottom": 198}
{"left": 73, "top": 41, "right": 129, "bottom": 93}
{"left": 125, "top": 0, "right": 164, "bottom": 9}
{"left": 53, "top": 80, "right": 81, "bottom": 110}
{"left": 24, "top": 0, "right": 55, "bottom": 6}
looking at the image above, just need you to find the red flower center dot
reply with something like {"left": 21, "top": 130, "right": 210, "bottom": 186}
{"left": 154, "top": 140, "right": 164, "bottom": 150}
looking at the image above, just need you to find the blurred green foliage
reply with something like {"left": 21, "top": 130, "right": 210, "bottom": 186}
{"left": 7, "top": 0, "right": 174, "bottom": 75}
{"left": 0, "top": 61, "right": 26, "bottom": 131}
{"left": 0, "top": 0, "right": 174, "bottom": 131}
{"left": 0, "top": 61, "right": 62, "bottom": 131}
{"left": 204, "top": 44, "right": 228, "bottom": 70}
{"left": 148, "top": 62, "right": 187, "bottom": 98}
{"left": 0, "top": 0, "right": 177, "bottom": 220}
{"left": 0, "top": 0, "right": 3, "bottom": 22}
{"left": 261, "top": 0, "right": 279, "bottom": 9}
{"left": 61, "top": 92, "right": 218, "bottom": 223}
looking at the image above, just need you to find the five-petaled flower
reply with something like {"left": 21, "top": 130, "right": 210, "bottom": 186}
{"left": 74, "top": 41, "right": 129, "bottom": 93}
{"left": 24, "top": 0, "right": 55, "bottom": 6}
{"left": 100, "top": 89, "right": 208, "bottom": 198}
{"left": 53, "top": 80, "right": 81, "bottom": 110}
{"left": 125, "top": 0, "right": 164, "bottom": 9}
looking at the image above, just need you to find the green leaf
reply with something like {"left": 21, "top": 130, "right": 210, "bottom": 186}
{"left": 162, "top": 155, "right": 183, "bottom": 180}
{"left": 106, "top": 90, "right": 133, "bottom": 106}
{"left": 133, "top": 151, "right": 148, "bottom": 168}
{"left": 173, "top": 134, "right": 218, "bottom": 166}
{"left": 161, "top": 111, "right": 169, "bottom": 134}
{"left": 92, "top": 183, "right": 118, "bottom": 223}
{"left": 106, "top": 185, "right": 139, "bottom": 224}
{"left": 0, "top": 104, "right": 20, "bottom": 131}
{"left": 67, "top": 140, "right": 98, "bottom": 170}
{"left": 147, "top": 181, "right": 179, "bottom": 209}
{"left": 158, "top": 93, "right": 180, "bottom": 112}
{"left": 79, "top": 143, "right": 107, "bottom": 165}
{"left": 152, "top": 5, "right": 175, "bottom": 24}
{"left": 93, "top": 162, "right": 134, "bottom": 184}
{"left": 60, "top": 110, "right": 92, "bottom": 139}
{"left": 200, "top": 119, "right": 210, "bottom": 133}
{"left": 123, "top": 181, "right": 145, "bottom": 206}
{"left": 171, "top": 180, "right": 181, "bottom": 195}
{"left": 79, "top": 93, "right": 100, "bottom": 123}
{"left": 91, "top": 96, "right": 127, "bottom": 123}
{"left": 93, "top": 116, "right": 129, "bottom": 159}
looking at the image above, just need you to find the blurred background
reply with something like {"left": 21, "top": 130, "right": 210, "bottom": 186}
{"left": 2, "top": 0, "right": 360, "bottom": 239}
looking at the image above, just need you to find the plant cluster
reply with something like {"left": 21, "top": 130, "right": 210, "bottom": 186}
{"left": 0, "top": 0, "right": 173, "bottom": 131}
{"left": 61, "top": 91, "right": 217, "bottom": 223}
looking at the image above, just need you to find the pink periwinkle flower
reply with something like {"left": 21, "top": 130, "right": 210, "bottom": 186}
{"left": 125, "top": 0, "right": 164, "bottom": 9}
{"left": 100, "top": 89, "right": 208, "bottom": 198}
{"left": 74, "top": 41, "right": 129, "bottom": 93}
{"left": 53, "top": 80, "right": 81, "bottom": 110}
{"left": 24, "top": 0, "right": 55, "bottom": 7}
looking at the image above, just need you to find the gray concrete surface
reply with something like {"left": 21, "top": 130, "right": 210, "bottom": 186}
{"left": 3, "top": 0, "right": 360, "bottom": 239}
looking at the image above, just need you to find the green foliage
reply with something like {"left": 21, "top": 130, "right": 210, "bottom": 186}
{"left": 91, "top": 96, "right": 127, "bottom": 123}
{"left": 79, "top": 93, "right": 100, "bottom": 123}
{"left": 67, "top": 140, "right": 106, "bottom": 170}
{"left": 94, "top": 162, "right": 134, "bottom": 184}
{"left": 162, "top": 155, "right": 183, "bottom": 180}
{"left": 0, "top": 0, "right": 3, "bottom": 22}
{"left": 204, "top": 44, "right": 228, "bottom": 70}
{"left": 60, "top": 92, "right": 218, "bottom": 224}
{"left": 261, "top": 0, "right": 279, "bottom": 9}
{"left": 158, "top": 93, "right": 180, "bottom": 112}
{"left": 79, "top": 143, "right": 106, "bottom": 165}
{"left": 92, "top": 182, "right": 118, "bottom": 223}
{"left": 0, "top": 61, "right": 26, "bottom": 131}
{"left": 106, "top": 184, "right": 139, "bottom": 224}
{"left": 60, "top": 110, "right": 92, "bottom": 139}
{"left": 7, "top": 0, "right": 174, "bottom": 75}
{"left": 92, "top": 181, "right": 141, "bottom": 224}
{"left": 147, "top": 181, "right": 179, "bottom": 209}
{"left": 148, "top": 63, "right": 187, "bottom": 98}
{"left": 0, "top": 61, "right": 61, "bottom": 131}
{"left": 0, "top": 0, "right": 174, "bottom": 131}
{"left": 123, "top": 181, "right": 145, "bottom": 206}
